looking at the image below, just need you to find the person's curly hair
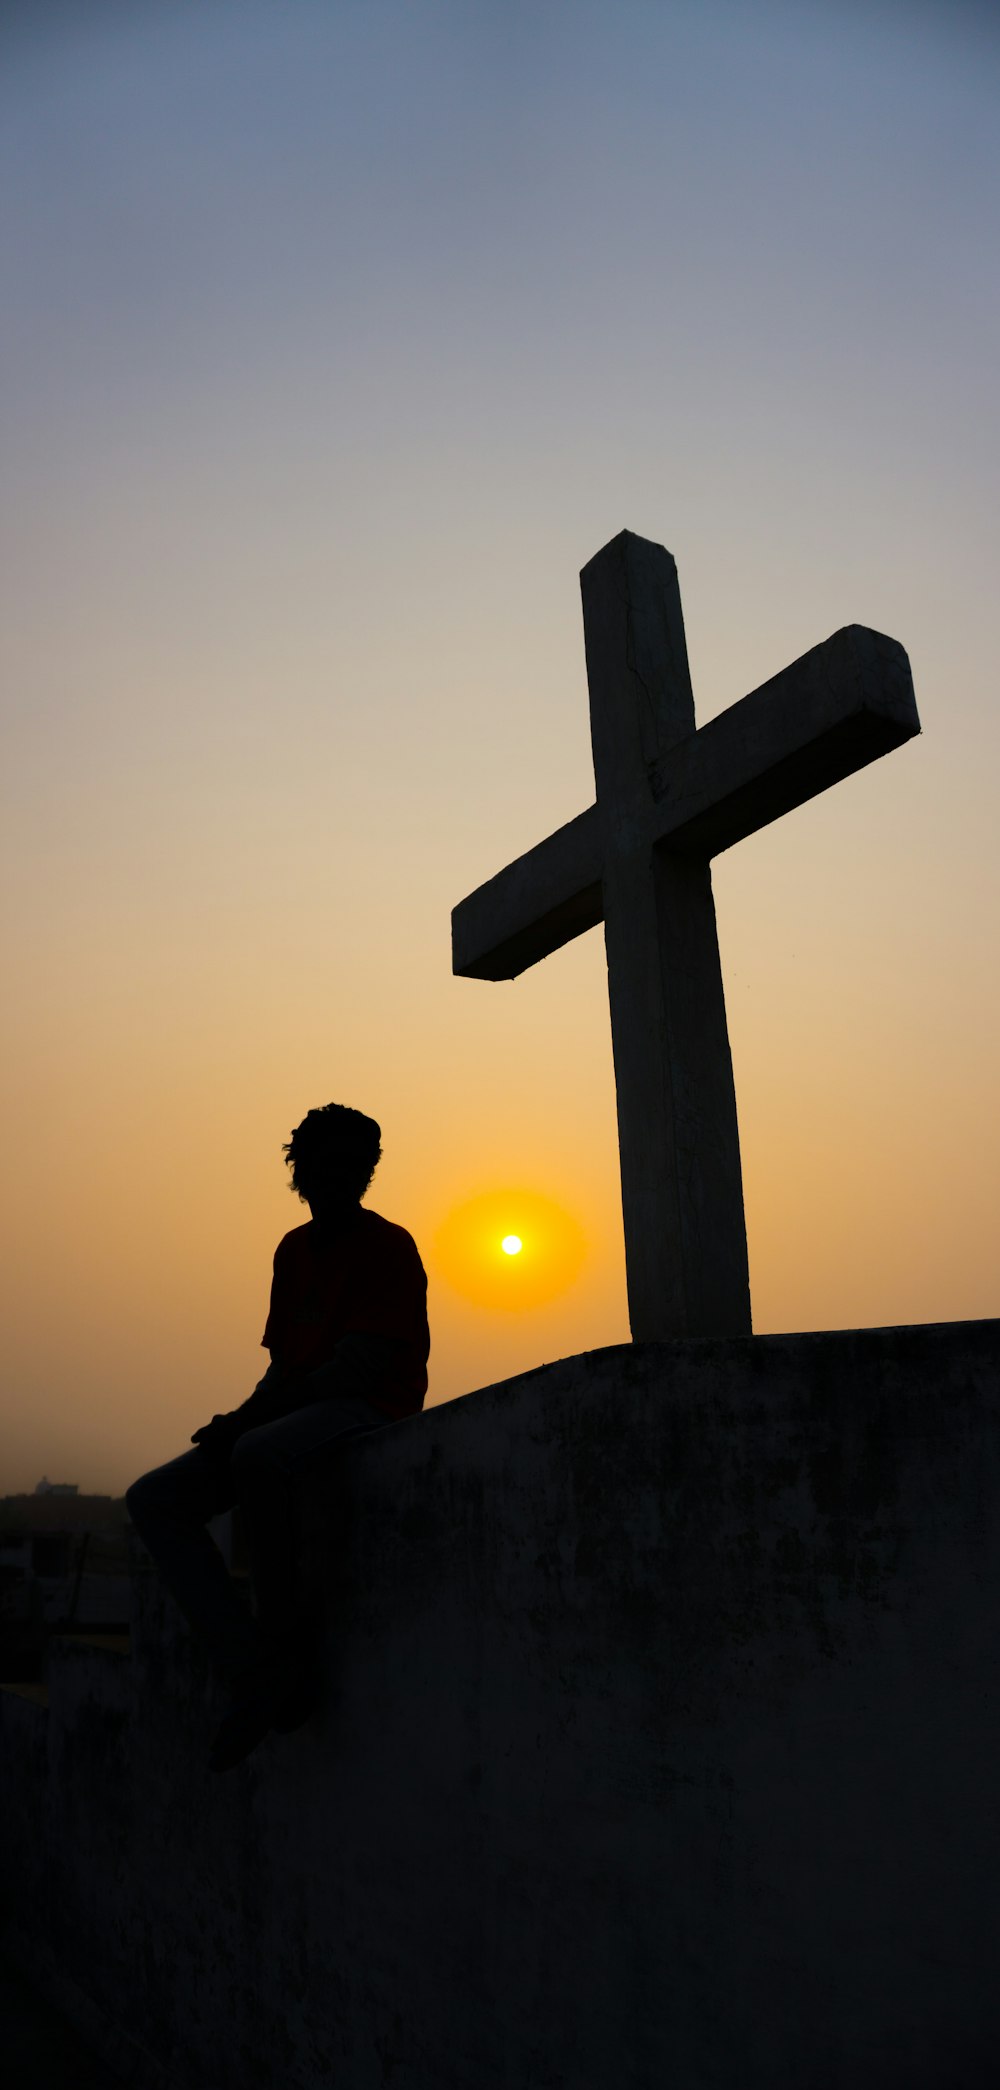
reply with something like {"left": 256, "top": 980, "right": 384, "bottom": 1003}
{"left": 283, "top": 1103, "right": 383, "bottom": 1202}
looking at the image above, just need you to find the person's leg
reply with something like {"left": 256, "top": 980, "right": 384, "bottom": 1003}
{"left": 191, "top": 1389, "right": 388, "bottom": 1771}
{"left": 126, "top": 1448, "right": 260, "bottom": 1679}
{"left": 129, "top": 1391, "right": 389, "bottom": 1772}
{"left": 230, "top": 1386, "right": 387, "bottom": 1654}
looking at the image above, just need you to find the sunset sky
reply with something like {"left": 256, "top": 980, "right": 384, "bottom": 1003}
{"left": 2, "top": 0, "right": 998, "bottom": 1494}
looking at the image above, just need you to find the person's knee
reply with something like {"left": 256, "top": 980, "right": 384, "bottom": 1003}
{"left": 125, "top": 1470, "right": 169, "bottom": 1549}
{"left": 126, "top": 1454, "right": 208, "bottom": 1533}
{"left": 125, "top": 1471, "right": 155, "bottom": 1525}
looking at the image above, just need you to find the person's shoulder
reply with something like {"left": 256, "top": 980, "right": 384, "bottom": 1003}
{"left": 361, "top": 1209, "right": 425, "bottom": 1265}
{"left": 272, "top": 1223, "right": 312, "bottom": 1261}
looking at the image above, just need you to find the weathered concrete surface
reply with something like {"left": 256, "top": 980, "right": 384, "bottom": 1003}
{"left": 0, "top": 1946, "right": 114, "bottom": 2090}
{"left": 452, "top": 530, "right": 920, "bottom": 1344}
{"left": 2, "top": 1319, "right": 999, "bottom": 2090}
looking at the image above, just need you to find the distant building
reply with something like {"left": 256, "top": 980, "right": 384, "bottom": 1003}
{"left": 34, "top": 1478, "right": 78, "bottom": 1497}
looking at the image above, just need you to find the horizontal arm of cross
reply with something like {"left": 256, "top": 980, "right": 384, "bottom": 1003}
{"left": 452, "top": 622, "right": 918, "bottom": 983}
{"left": 653, "top": 623, "right": 918, "bottom": 857}
{"left": 452, "top": 803, "right": 602, "bottom": 980}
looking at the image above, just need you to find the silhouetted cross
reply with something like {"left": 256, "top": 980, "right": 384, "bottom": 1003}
{"left": 452, "top": 531, "right": 919, "bottom": 1340}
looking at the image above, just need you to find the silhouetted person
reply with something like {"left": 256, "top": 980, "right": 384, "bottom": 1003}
{"left": 126, "top": 1104, "right": 429, "bottom": 1772}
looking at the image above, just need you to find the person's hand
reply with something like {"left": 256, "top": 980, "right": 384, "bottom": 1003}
{"left": 190, "top": 1412, "right": 242, "bottom": 1459}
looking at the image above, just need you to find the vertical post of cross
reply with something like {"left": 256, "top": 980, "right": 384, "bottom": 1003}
{"left": 581, "top": 533, "right": 752, "bottom": 1339}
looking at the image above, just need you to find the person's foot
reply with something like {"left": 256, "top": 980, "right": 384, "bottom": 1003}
{"left": 207, "top": 1646, "right": 319, "bottom": 1769}
{"left": 207, "top": 1684, "right": 275, "bottom": 1773}
{"left": 207, "top": 1652, "right": 289, "bottom": 1771}
{"left": 270, "top": 1659, "right": 321, "bottom": 1734}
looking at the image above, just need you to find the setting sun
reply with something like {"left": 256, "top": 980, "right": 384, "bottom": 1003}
{"left": 433, "top": 1191, "right": 587, "bottom": 1312}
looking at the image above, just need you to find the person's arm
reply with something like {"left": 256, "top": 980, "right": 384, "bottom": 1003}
{"left": 190, "top": 1359, "right": 290, "bottom": 1459}
{"left": 189, "top": 1332, "right": 404, "bottom": 1460}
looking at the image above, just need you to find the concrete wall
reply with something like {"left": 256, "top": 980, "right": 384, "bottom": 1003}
{"left": 2, "top": 1319, "right": 1000, "bottom": 2090}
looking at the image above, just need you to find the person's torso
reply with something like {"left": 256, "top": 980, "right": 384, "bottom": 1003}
{"left": 263, "top": 1210, "right": 429, "bottom": 1413}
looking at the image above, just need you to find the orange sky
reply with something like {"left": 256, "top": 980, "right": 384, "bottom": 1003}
{"left": 2, "top": 2, "right": 998, "bottom": 1493}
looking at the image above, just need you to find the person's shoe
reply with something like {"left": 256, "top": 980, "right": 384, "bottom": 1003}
{"left": 207, "top": 1691, "right": 274, "bottom": 1773}
{"left": 207, "top": 1653, "right": 287, "bottom": 1773}
{"left": 252, "top": 1620, "right": 321, "bottom": 1734}
{"left": 270, "top": 1661, "right": 321, "bottom": 1734}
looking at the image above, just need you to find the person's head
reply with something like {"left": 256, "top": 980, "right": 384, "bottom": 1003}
{"left": 283, "top": 1104, "right": 382, "bottom": 1213}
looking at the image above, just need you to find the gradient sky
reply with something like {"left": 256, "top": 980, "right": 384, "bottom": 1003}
{"left": 2, "top": 0, "right": 998, "bottom": 1493}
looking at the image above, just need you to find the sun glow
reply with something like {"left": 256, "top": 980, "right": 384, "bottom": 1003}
{"left": 433, "top": 1190, "right": 586, "bottom": 1311}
